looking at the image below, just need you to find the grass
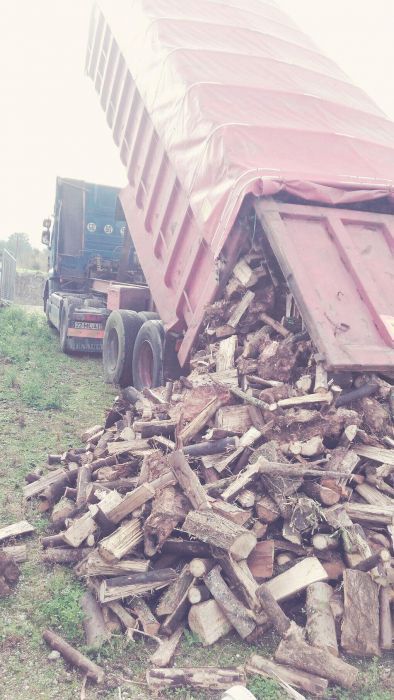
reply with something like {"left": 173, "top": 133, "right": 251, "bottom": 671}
{"left": 0, "top": 305, "right": 393, "bottom": 700}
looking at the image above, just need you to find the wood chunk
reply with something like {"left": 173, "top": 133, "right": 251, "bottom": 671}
{"left": 256, "top": 585, "right": 292, "bottom": 637}
{"left": 131, "top": 597, "right": 160, "bottom": 635}
{"left": 233, "top": 259, "right": 258, "bottom": 288}
{"left": 216, "top": 554, "right": 262, "bottom": 613}
{"left": 187, "top": 584, "right": 210, "bottom": 605}
{"left": 303, "top": 481, "right": 340, "bottom": 507}
{"left": 265, "top": 557, "right": 328, "bottom": 602}
{"left": 188, "top": 599, "right": 232, "bottom": 646}
{"left": 355, "top": 483, "right": 393, "bottom": 507}
{"left": 344, "top": 503, "right": 394, "bottom": 525}
{"left": 215, "top": 405, "right": 252, "bottom": 435}
{"left": 42, "top": 547, "right": 91, "bottom": 564}
{"left": 179, "top": 395, "right": 225, "bottom": 444}
{"left": 204, "top": 565, "right": 256, "bottom": 639}
{"left": 354, "top": 446, "right": 394, "bottom": 465}
{"left": 379, "top": 585, "right": 393, "bottom": 651}
{"left": 183, "top": 510, "right": 256, "bottom": 561}
{"left": 212, "top": 500, "right": 251, "bottom": 527}
{"left": 147, "top": 666, "right": 246, "bottom": 691}
{"left": 106, "top": 601, "right": 137, "bottom": 630}
{"left": 63, "top": 511, "right": 98, "bottom": 548}
{"left": 75, "top": 550, "right": 149, "bottom": 577}
{"left": 277, "top": 392, "right": 333, "bottom": 408}
{"left": 94, "top": 490, "right": 124, "bottom": 532}
{"left": 144, "top": 487, "right": 189, "bottom": 557}
{"left": 216, "top": 336, "right": 237, "bottom": 372}
{"left": 247, "top": 541, "right": 274, "bottom": 580}
{"left": 81, "top": 425, "right": 102, "bottom": 442}
{"left": 189, "top": 558, "right": 215, "bottom": 578}
{"left": 81, "top": 592, "right": 109, "bottom": 649}
{"left": 274, "top": 630, "right": 358, "bottom": 689}
{"left": 43, "top": 629, "right": 104, "bottom": 683}
{"left": 246, "top": 655, "right": 328, "bottom": 697}
{"left": 221, "top": 462, "right": 260, "bottom": 502}
{"left": 99, "top": 569, "right": 176, "bottom": 603}
{"left": 227, "top": 290, "right": 255, "bottom": 328}
{"left": 107, "top": 472, "right": 175, "bottom": 525}
{"left": 76, "top": 464, "right": 92, "bottom": 508}
{"left": 156, "top": 563, "right": 193, "bottom": 620}
{"left": 312, "top": 533, "right": 340, "bottom": 552}
{"left": 133, "top": 419, "right": 176, "bottom": 438}
{"left": 255, "top": 495, "right": 280, "bottom": 523}
{"left": 23, "top": 468, "right": 68, "bottom": 500}
{"left": 169, "top": 451, "right": 211, "bottom": 511}
{"left": 2, "top": 545, "right": 27, "bottom": 563}
{"left": 51, "top": 498, "right": 76, "bottom": 526}
{"left": 0, "top": 520, "right": 35, "bottom": 543}
{"left": 150, "top": 625, "right": 184, "bottom": 666}
{"left": 106, "top": 439, "right": 151, "bottom": 456}
{"left": 306, "top": 582, "right": 338, "bottom": 657}
{"left": 341, "top": 569, "right": 380, "bottom": 657}
{"left": 98, "top": 519, "right": 143, "bottom": 563}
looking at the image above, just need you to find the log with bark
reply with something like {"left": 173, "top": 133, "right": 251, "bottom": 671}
{"left": 81, "top": 591, "right": 109, "bottom": 648}
{"left": 341, "top": 569, "right": 380, "bottom": 657}
{"left": 146, "top": 666, "right": 246, "bottom": 691}
{"left": 183, "top": 510, "right": 256, "bottom": 561}
{"left": 43, "top": 629, "right": 105, "bottom": 683}
{"left": 246, "top": 655, "right": 328, "bottom": 697}
{"left": 204, "top": 565, "right": 256, "bottom": 639}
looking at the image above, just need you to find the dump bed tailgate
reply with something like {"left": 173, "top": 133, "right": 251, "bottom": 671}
{"left": 255, "top": 199, "right": 394, "bottom": 371}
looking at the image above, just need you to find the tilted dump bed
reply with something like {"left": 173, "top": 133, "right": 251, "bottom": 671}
{"left": 86, "top": 0, "right": 394, "bottom": 371}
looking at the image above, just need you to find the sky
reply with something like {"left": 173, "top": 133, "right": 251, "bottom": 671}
{"left": 1, "top": 0, "right": 394, "bottom": 248}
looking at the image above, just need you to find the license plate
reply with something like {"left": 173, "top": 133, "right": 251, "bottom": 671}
{"left": 74, "top": 321, "right": 103, "bottom": 330}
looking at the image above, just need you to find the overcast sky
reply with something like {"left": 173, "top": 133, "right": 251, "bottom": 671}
{"left": 1, "top": 0, "right": 394, "bottom": 248}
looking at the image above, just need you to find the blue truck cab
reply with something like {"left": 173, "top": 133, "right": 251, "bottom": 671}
{"left": 43, "top": 177, "right": 143, "bottom": 353}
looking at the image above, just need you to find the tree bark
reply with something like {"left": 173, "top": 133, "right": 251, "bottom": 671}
{"left": 144, "top": 487, "right": 189, "bottom": 557}
{"left": 341, "top": 569, "right": 380, "bottom": 657}
{"left": 275, "top": 630, "right": 358, "bottom": 689}
{"left": 246, "top": 655, "right": 328, "bottom": 696}
{"left": 150, "top": 625, "right": 184, "bottom": 667}
{"left": 169, "top": 451, "right": 211, "bottom": 511}
{"left": 81, "top": 592, "right": 109, "bottom": 648}
{"left": 204, "top": 565, "right": 256, "bottom": 639}
{"left": 306, "top": 582, "right": 338, "bottom": 657}
{"left": 183, "top": 510, "right": 256, "bottom": 561}
{"left": 43, "top": 629, "right": 104, "bottom": 683}
{"left": 147, "top": 666, "right": 246, "bottom": 691}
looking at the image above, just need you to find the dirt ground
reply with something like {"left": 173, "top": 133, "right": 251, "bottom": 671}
{"left": 0, "top": 306, "right": 393, "bottom": 700}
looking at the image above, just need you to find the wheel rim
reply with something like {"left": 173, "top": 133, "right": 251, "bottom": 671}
{"left": 139, "top": 340, "right": 154, "bottom": 388}
{"left": 107, "top": 328, "right": 119, "bottom": 372}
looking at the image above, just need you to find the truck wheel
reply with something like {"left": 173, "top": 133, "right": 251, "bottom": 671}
{"left": 138, "top": 311, "right": 160, "bottom": 322}
{"left": 132, "top": 320, "right": 165, "bottom": 391}
{"left": 59, "top": 301, "right": 73, "bottom": 353}
{"left": 103, "top": 310, "right": 143, "bottom": 387}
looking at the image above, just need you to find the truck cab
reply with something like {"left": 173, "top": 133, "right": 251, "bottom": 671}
{"left": 43, "top": 177, "right": 145, "bottom": 353}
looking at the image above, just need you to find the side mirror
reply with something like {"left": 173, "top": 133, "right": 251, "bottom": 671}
{"left": 41, "top": 229, "right": 50, "bottom": 246}
{"left": 42, "top": 218, "right": 51, "bottom": 229}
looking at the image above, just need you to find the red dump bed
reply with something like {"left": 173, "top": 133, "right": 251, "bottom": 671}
{"left": 86, "top": 0, "right": 394, "bottom": 370}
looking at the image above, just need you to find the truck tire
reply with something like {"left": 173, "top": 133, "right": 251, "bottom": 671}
{"left": 132, "top": 320, "right": 165, "bottom": 391}
{"left": 103, "top": 310, "right": 143, "bottom": 387}
{"left": 138, "top": 311, "right": 160, "bottom": 323}
{"left": 59, "top": 300, "right": 74, "bottom": 353}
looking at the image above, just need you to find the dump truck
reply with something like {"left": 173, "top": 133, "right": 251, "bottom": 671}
{"left": 42, "top": 176, "right": 148, "bottom": 353}
{"left": 83, "top": 0, "right": 394, "bottom": 389}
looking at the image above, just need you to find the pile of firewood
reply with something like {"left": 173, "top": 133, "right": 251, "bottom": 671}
{"left": 15, "top": 243, "right": 394, "bottom": 694}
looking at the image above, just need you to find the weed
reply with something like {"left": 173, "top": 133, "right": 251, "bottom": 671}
{"left": 35, "top": 569, "right": 85, "bottom": 642}
{"left": 183, "top": 628, "right": 201, "bottom": 647}
{"left": 247, "top": 675, "right": 284, "bottom": 700}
